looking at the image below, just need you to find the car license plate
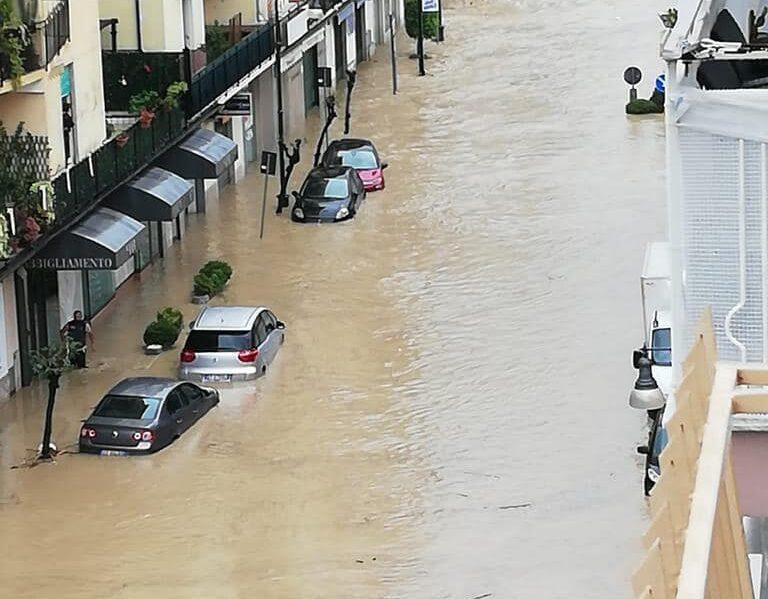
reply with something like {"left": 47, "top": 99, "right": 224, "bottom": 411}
{"left": 202, "top": 374, "right": 231, "bottom": 382}
{"left": 100, "top": 450, "right": 128, "bottom": 457}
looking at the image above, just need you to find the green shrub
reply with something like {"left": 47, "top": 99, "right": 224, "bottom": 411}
{"left": 193, "top": 260, "right": 232, "bottom": 297}
{"left": 404, "top": 0, "right": 439, "bottom": 40}
{"left": 193, "top": 272, "right": 217, "bottom": 297}
{"left": 157, "top": 307, "right": 183, "bottom": 331}
{"left": 143, "top": 318, "right": 180, "bottom": 348}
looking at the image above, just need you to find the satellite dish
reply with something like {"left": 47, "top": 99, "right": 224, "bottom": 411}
{"left": 624, "top": 66, "right": 642, "bottom": 86}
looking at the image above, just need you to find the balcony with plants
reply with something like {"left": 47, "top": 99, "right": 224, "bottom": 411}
{"left": 0, "top": 0, "right": 70, "bottom": 90}
{"left": 0, "top": 15, "right": 277, "bottom": 273}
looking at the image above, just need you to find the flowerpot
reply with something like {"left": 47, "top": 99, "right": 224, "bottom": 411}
{"left": 192, "top": 294, "right": 210, "bottom": 305}
{"left": 145, "top": 344, "right": 163, "bottom": 355}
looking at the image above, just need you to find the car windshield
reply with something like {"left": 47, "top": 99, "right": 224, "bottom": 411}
{"left": 185, "top": 330, "right": 252, "bottom": 352}
{"left": 651, "top": 328, "right": 672, "bottom": 366}
{"left": 335, "top": 149, "right": 377, "bottom": 169}
{"left": 303, "top": 178, "right": 348, "bottom": 199}
{"left": 94, "top": 395, "right": 161, "bottom": 420}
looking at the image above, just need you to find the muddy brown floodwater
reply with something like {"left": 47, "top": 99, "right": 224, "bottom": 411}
{"left": 0, "top": 1, "right": 668, "bottom": 597}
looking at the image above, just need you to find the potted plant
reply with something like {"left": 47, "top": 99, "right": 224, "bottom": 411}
{"left": 404, "top": 0, "right": 439, "bottom": 58}
{"left": 143, "top": 307, "right": 184, "bottom": 353}
{"left": 191, "top": 260, "right": 232, "bottom": 303}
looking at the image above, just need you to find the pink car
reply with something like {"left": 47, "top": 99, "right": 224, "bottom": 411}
{"left": 321, "top": 138, "right": 388, "bottom": 192}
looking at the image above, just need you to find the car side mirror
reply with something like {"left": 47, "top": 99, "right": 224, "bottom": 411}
{"left": 381, "top": 162, "right": 389, "bottom": 170}
{"left": 292, "top": 190, "right": 300, "bottom": 200}
{"left": 188, "top": 321, "right": 195, "bottom": 330}
{"left": 636, "top": 445, "right": 650, "bottom": 455}
{"left": 276, "top": 321, "right": 286, "bottom": 330}
{"left": 632, "top": 349, "right": 645, "bottom": 369}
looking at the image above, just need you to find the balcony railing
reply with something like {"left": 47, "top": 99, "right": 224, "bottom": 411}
{"left": 187, "top": 23, "right": 274, "bottom": 118}
{"left": 101, "top": 51, "right": 189, "bottom": 113}
{"left": 0, "top": 0, "right": 70, "bottom": 87}
{"left": 51, "top": 109, "right": 186, "bottom": 224}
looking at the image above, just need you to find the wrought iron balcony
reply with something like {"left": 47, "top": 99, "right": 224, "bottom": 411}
{"left": 0, "top": 0, "right": 70, "bottom": 87}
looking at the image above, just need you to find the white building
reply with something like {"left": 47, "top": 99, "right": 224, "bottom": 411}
{"left": 662, "top": 0, "right": 768, "bottom": 380}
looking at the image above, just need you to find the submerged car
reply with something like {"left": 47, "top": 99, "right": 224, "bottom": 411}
{"left": 179, "top": 306, "right": 285, "bottom": 382}
{"left": 321, "top": 138, "right": 388, "bottom": 192}
{"left": 292, "top": 166, "right": 365, "bottom": 223}
{"left": 79, "top": 377, "right": 219, "bottom": 456}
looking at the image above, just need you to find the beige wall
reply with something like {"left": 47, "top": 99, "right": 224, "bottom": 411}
{"left": 204, "top": 0, "right": 259, "bottom": 24}
{"left": 99, "top": 0, "right": 138, "bottom": 50}
{"left": 100, "top": 0, "right": 188, "bottom": 51}
{"left": 0, "top": 0, "right": 106, "bottom": 174}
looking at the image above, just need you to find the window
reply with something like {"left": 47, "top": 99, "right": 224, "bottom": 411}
{"left": 254, "top": 318, "right": 268, "bottom": 345}
{"left": 335, "top": 149, "right": 378, "bottom": 169}
{"left": 651, "top": 328, "right": 672, "bottom": 366}
{"left": 94, "top": 395, "right": 161, "bottom": 420}
{"left": 165, "top": 391, "right": 184, "bottom": 415}
{"left": 184, "top": 330, "right": 252, "bottom": 352}
{"left": 302, "top": 178, "right": 349, "bottom": 199}
{"left": 179, "top": 384, "right": 203, "bottom": 403}
{"left": 263, "top": 312, "right": 277, "bottom": 334}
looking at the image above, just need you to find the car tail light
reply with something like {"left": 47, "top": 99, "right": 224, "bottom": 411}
{"left": 238, "top": 348, "right": 259, "bottom": 363}
{"left": 132, "top": 431, "right": 142, "bottom": 441}
{"left": 80, "top": 427, "right": 90, "bottom": 438}
{"left": 81, "top": 427, "right": 96, "bottom": 438}
{"left": 181, "top": 349, "right": 196, "bottom": 363}
{"left": 141, "top": 431, "right": 154, "bottom": 442}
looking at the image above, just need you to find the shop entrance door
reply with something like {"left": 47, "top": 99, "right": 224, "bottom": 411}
{"left": 303, "top": 46, "right": 319, "bottom": 114}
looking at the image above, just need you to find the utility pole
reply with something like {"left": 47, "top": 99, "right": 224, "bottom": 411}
{"left": 389, "top": 11, "right": 398, "bottom": 94}
{"left": 274, "top": 3, "right": 289, "bottom": 213}
{"left": 417, "top": 0, "right": 425, "bottom": 76}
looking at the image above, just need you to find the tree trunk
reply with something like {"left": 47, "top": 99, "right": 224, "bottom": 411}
{"left": 39, "top": 375, "right": 59, "bottom": 460}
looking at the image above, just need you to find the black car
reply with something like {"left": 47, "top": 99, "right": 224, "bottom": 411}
{"left": 291, "top": 166, "right": 366, "bottom": 222}
{"left": 79, "top": 377, "right": 219, "bottom": 456}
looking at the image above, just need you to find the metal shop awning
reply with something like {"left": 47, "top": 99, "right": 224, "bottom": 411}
{"left": 103, "top": 167, "right": 194, "bottom": 222}
{"left": 28, "top": 208, "right": 145, "bottom": 270}
{"left": 156, "top": 128, "right": 237, "bottom": 179}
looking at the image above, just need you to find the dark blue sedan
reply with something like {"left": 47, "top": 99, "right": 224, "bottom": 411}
{"left": 291, "top": 165, "right": 366, "bottom": 223}
{"left": 79, "top": 377, "right": 219, "bottom": 456}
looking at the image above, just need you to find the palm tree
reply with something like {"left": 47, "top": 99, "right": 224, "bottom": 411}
{"left": 29, "top": 338, "right": 80, "bottom": 460}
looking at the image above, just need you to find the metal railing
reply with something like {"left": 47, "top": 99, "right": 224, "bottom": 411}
{"left": 187, "top": 23, "right": 274, "bottom": 118}
{"left": 0, "top": 0, "right": 70, "bottom": 86}
{"left": 101, "top": 51, "right": 188, "bottom": 113}
{"left": 51, "top": 109, "right": 186, "bottom": 223}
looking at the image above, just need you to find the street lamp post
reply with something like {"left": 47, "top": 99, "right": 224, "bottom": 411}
{"left": 274, "top": 4, "right": 289, "bottom": 213}
{"left": 417, "top": 0, "right": 425, "bottom": 76}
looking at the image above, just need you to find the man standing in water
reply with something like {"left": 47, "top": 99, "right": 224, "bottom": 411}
{"left": 61, "top": 310, "right": 95, "bottom": 368}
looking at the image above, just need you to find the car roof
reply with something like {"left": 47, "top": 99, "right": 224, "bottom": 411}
{"left": 193, "top": 306, "right": 264, "bottom": 330}
{"left": 107, "top": 377, "right": 181, "bottom": 399}
{"left": 306, "top": 165, "right": 353, "bottom": 180}
{"left": 327, "top": 138, "right": 376, "bottom": 152}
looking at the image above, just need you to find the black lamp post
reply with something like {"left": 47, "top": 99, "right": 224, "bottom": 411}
{"left": 344, "top": 69, "right": 356, "bottom": 135}
{"left": 274, "top": 5, "right": 289, "bottom": 214}
{"left": 417, "top": 0, "right": 426, "bottom": 76}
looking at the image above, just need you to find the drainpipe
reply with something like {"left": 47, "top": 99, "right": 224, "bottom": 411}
{"left": 134, "top": 0, "right": 143, "bottom": 51}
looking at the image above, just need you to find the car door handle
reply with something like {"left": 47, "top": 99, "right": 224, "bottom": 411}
{"left": 192, "top": 409, "right": 199, "bottom": 415}
{"left": 176, "top": 418, "right": 183, "bottom": 424}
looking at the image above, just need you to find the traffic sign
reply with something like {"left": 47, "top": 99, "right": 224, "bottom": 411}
{"left": 260, "top": 151, "right": 277, "bottom": 176}
{"left": 624, "top": 66, "right": 642, "bottom": 86}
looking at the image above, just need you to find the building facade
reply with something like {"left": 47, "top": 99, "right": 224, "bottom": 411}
{"left": 0, "top": 0, "right": 404, "bottom": 400}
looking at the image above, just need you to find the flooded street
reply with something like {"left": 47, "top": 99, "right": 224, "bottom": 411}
{"left": 1, "top": 1, "right": 667, "bottom": 597}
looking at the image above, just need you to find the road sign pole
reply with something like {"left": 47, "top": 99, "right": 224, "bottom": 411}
{"left": 260, "top": 150, "right": 278, "bottom": 237}
{"left": 260, "top": 174, "right": 269, "bottom": 239}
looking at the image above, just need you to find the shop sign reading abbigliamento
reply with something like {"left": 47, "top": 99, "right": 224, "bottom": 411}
{"left": 27, "top": 257, "right": 117, "bottom": 270}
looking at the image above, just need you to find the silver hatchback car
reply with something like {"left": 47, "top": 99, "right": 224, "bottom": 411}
{"left": 179, "top": 306, "right": 285, "bottom": 383}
